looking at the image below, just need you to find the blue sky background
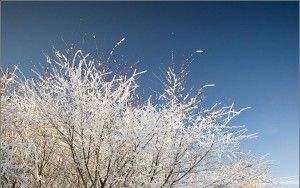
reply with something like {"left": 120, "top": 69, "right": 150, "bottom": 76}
{"left": 1, "top": 2, "right": 299, "bottom": 186}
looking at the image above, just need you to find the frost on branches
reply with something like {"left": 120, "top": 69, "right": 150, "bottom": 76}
{"left": 1, "top": 47, "right": 274, "bottom": 188}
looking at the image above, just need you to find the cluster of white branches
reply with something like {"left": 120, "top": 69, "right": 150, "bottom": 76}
{"left": 0, "top": 47, "right": 275, "bottom": 187}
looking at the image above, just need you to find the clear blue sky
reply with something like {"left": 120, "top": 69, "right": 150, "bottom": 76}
{"left": 1, "top": 2, "right": 298, "bottom": 185}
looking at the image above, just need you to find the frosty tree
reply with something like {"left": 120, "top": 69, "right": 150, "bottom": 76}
{"left": 0, "top": 40, "right": 274, "bottom": 188}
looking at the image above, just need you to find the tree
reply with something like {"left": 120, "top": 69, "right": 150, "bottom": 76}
{"left": 1, "top": 45, "right": 274, "bottom": 187}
